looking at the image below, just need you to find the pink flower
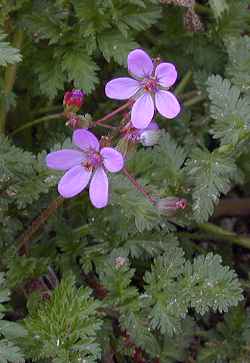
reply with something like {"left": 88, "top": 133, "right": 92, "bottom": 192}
{"left": 63, "top": 89, "right": 85, "bottom": 109}
{"left": 46, "top": 129, "right": 124, "bottom": 208}
{"left": 105, "top": 49, "right": 180, "bottom": 129}
{"left": 122, "top": 120, "right": 159, "bottom": 144}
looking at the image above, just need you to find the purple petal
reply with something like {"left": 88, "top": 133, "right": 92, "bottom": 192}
{"left": 46, "top": 149, "right": 84, "bottom": 171}
{"left": 131, "top": 93, "right": 154, "bottom": 129}
{"left": 155, "top": 63, "right": 177, "bottom": 88}
{"left": 73, "top": 129, "right": 99, "bottom": 152}
{"left": 155, "top": 90, "right": 180, "bottom": 119}
{"left": 100, "top": 147, "right": 124, "bottom": 173}
{"left": 138, "top": 120, "right": 159, "bottom": 137}
{"left": 145, "top": 120, "right": 159, "bottom": 131}
{"left": 89, "top": 167, "right": 109, "bottom": 208}
{"left": 105, "top": 77, "right": 140, "bottom": 100}
{"left": 128, "top": 49, "right": 153, "bottom": 78}
{"left": 58, "top": 165, "right": 91, "bottom": 198}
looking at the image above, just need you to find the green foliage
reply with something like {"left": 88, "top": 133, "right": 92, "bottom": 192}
{"left": 226, "top": 36, "right": 250, "bottom": 92}
{"left": 99, "top": 247, "right": 242, "bottom": 342}
{"left": 98, "top": 32, "right": 138, "bottom": 66}
{"left": 197, "top": 306, "right": 250, "bottom": 362}
{"left": 207, "top": 75, "right": 250, "bottom": 145}
{"left": 209, "top": 0, "right": 228, "bottom": 19}
{"left": 0, "top": 31, "right": 22, "bottom": 66}
{"left": 23, "top": 275, "right": 102, "bottom": 362}
{"left": 0, "top": 273, "right": 26, "bottom": 363}
{"left": 144, "top": 249, "right": 242, "bottom": 335}
{"left": 185, "top": 147, "right": 238, "bottom": 222}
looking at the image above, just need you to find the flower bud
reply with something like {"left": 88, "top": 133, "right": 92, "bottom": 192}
{"left": 156, "top": 197, "right": 187, "bottom": 216}
{"left": 115, "top": 256, "right": 127, "bottom": 269}
{"left": 140, "top": 129, "right": 161, "bottom": 147}
{"left": 63, "top": 89, "right": 85, "bottom": 110}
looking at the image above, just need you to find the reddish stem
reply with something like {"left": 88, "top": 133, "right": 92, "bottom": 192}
{"left": 94, "top": 121, "right": 117, "bottom": 130}
{"left": 123, "top": 167, "right": 155, "bottom": 205}
{"left": 18, "top": 196, "right": 64, "bottom": 255}
{"left": 93, "top": 100, "right": 133, "bottom": 126}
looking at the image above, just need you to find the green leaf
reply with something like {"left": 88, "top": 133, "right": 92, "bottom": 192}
{"left": 0, "top": 31, "right": 22, "bottom": 66}
{"left": 35, "top": 60, "right": 65, "bottom": 99}
{"left": 62, "top": 49, "right": 99, "bottom": 94}
{"left": 226, "top": 36, "right": 250, "bottom": 92}
{"left": 207, "top": 75, "right": 250, "bottom": 145}
{"left": 23, "top": 274, "right": 102, "bottom": 362}
{"left": 98, "top": 32, "right": 138, "bottom": 65}
{"left": 186, "top": 253, "right": 243, "bottom": 315}
{"left": 185, "top": 147, "right": 238, "bottom": 222}
{"left": 0, "top": 339, "right": 25, "bottom": 363}
{"left": 209, "top": 0, "right": 228, "bottom": 19}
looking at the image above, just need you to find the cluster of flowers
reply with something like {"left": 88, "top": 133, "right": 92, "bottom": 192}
{"left": 46, "top": 49, "right": 186, "bottom": 212}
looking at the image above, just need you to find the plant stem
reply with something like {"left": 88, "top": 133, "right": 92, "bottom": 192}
{"left": 183, "top": 94, "right": 206, "bottom": 107}
{"left": 94, "top": 100, "right": 133, "bottom": 126}
{"left": 179, "top": 90, "right": 199, "bottom": 100}
{"left": 10, "top": 113, "right": 64, "bottom": 136}
{"left": 94, "top": 121, "right": 117, "bottom": 130}
{"left": 0, "top": 29, "right": 23, "bottom": 134}
{"left": 11, "top": 100, "right": 132, "bottom": 136}
{"left": 198, "top": 223, "right": 250, "bottom": 249}
{"left": 32, "top": 105, "right": 63, "bottom": 117}
{"left": 177, "top": 223, "right": 250, "bottom": 250}
{"left": 18, "top": 196, "right": 64, "bottom": 255}
{"left": 123, "top": 167, "right": 155, "bottom": 205}
{"left": 175, "top": 70, "right": 193, "bottom": 96}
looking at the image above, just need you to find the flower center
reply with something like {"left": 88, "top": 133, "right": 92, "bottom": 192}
{"left": 143, "top": 77, "right": 158, "bottom": 92}
{"left": 83, "top": 150, "right": 103, "bottom": 171}
{"left": 121, "top": 122, "right": 140, "bottom": 142}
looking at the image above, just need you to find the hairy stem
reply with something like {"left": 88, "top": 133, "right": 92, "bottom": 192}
{"left": 198, "top": 223, "right": 250, "bottom": 249}
{"left": 10, "top": 113, "right": 64, "bottom": 136}
{"left": 177, "top": 223, "right": 250, "bottom": 250}
{"left": 183, "top": 94, "right": 206, "bottom": 107}
{"left": 18, "top": 196, "right": 64, "bottom": 255}
{"left": 175, "top": 70, "right": 193, "bottom": 96}
{"left": 10, "top": 99, "right": 131, "bottom": 136}
{"left": 0, "top": 29, "right": 23, "bottom": 134}
{"left": 94, "top": 100, "right": 133, "bottom": 126}
{"left": 123, "top": 167, "right": 155, "bottom": 205}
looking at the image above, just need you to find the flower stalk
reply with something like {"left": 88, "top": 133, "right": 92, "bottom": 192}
{"left": 123, "top": 167, "right": 156, "bottom": 205}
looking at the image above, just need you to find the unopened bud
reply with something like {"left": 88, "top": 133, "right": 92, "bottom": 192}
{"left": 140, "top": 129, "right": 161, "bottom": 146}
{"left": 115, "top": 256, "right": 127, "bottom": 269}
{"left": 184, "top": 8, "right": 204, "bottom": 32}
{"left": 157, "top": 197, "right": 187, "bottom": 216}
{"left": 63, "top": 89, "right": 85, "bottom": 110}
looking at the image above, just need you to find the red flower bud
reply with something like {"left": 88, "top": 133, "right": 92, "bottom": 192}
{"left": 63, "top": 89, "right": 85, "bottom": 109}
